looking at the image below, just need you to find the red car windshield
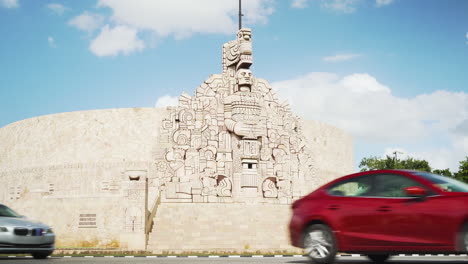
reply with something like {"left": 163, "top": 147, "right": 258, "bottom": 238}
{"left": 0, "top": 204, "right": 20, "bottom": 218}
{"left": 414, "top": 172, "right": 468, "bottom": 192}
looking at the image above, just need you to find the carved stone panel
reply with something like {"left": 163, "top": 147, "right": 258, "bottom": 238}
{"left": 155, "top": 28, "right": 315, "bottom": 204}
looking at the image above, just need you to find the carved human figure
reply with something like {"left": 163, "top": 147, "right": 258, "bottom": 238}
{"left": 236, "top": 68, "right": 252, "bottom": 92}
{"left": 224, "top": 69, "right": 266, "bottom": 139}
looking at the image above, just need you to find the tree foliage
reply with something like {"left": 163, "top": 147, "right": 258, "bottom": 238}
{"left": 359, "top": 155, "right": 468, "bottom": 183}
{"left": 432, "top": 168, "right": 452, "bottom": 177}
{"left": 359, "top": 155, "right": 431, "bottom": 172}
{"left": 454, "top": 157, "right": 468, "bottom": 183}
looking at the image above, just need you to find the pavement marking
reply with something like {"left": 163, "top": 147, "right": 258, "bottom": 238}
{"left": 6, "top": 253, "right": 468, "bottom": 259}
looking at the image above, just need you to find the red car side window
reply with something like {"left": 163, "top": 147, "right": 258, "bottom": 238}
{"left": 328, "top": 175, "right": 374, "bottom": 197}
{"left": 374, "top": 174, "right": 425, "bottom": 197}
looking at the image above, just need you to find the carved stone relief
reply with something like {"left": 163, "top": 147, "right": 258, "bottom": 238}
{"left": 156, "top": 28, "right": 315, "bottom": 204}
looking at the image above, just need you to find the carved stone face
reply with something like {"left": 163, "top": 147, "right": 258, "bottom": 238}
{"left": 238, "top": 28, "right": 252, "bottom": 56}
{"left": 236, "top": 69, "right": 252, "bottom": 91}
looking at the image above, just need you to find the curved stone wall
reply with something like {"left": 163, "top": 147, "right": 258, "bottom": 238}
{"left": 300, "top": 119, "right": 354, "bottom": 191}
{"left": 0, "top": 107, "right": 353, "bottom": 249}
{"left": 0, "top": 108, "right": 168, "bottom": 169}
{"left": 0, "top": 108, "right": 168, "bottom": 247}
{"left": 0, "top": 108, "right": 353, "bottom": 189}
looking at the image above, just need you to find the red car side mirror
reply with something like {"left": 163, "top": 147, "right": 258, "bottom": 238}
{"left": 404, "top": 186, "right": 427, "bottom": 197}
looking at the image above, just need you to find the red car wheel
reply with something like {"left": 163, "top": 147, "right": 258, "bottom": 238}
{"left": 303, "top": 224, "right": 337, "bottom": 264}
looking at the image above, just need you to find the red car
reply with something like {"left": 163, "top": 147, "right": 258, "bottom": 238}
{"left": 289, "top": 169, "right": 468, "bottom": 263}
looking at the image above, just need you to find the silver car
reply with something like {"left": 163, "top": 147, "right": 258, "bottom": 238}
{"left": 0, "top": 204, "right": 55, "bottom": 259}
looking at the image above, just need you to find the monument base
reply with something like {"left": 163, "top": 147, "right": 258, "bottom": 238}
{"left": 120, "top": 233, "right": 146, "bottom": 250}
{"left": 147, "top": 203, "right": 297, "bottom": 251}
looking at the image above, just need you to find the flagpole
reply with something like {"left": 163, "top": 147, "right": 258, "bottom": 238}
{"left": 238, "top": 0, "right": 242, "bottom": 29}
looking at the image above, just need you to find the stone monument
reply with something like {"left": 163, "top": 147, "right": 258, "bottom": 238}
{"left": 0, "top": 27, "right": 353, "bottom": 252}
{"left": 154, "top": 28, "right": 319, "bottom": 206}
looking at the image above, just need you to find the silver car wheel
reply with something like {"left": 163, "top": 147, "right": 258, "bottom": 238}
{"left": 305, "top": 230, "right": 331, "bottom": 259}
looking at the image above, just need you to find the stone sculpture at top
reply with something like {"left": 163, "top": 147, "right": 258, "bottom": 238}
{"left": 156, "top": 28, "right": 317, "bottom": 204}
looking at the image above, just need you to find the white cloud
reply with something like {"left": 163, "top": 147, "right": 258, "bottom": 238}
{"left": 376, "top": 0, "right": 394, "bottom": 7}
{"left": 323, "top": 53, "right": 361, "bottom": 62}
{"left": 321, "top": 0, "right": 360, "bottom": 14}
{"left": 47, "top": 3, "right": 68, "bottom": 15}
{"left": 340, "top": 73, "right": 390, "bottom": 94}
{"left": 69, "top": 12, "right": 104, "bottom": 33}
{"left": 155, "top": 95, "right": 178, "bottom": 108}
{"left": 316, "top": 0, "right": 393, "bottom": 13}
{"left": 292, "top": 0, "right": 308, "bottom": 9}
{"left": 73, "top": 0, "right": 274, "bottom": 56}
{"left": 1, "top": 0, "right": 18, "bottom": 8}
{"left": 273, "top": 72, "right": 468, "bottom": 171}
{"left": 89, "top": 25, "right": 144, "bottom": 57}
{"left": 48, "top": 36, "right": 57, "bottom": 48}
{"left": 466, "top": 32, "right": 468, "bottom": 44}
{"left": 96, "top": 0, "right": 274, "bottom": 38}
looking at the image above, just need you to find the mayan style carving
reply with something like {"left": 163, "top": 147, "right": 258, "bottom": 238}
{"left": 156, "top": 28, "right": 315, "bottom": 204}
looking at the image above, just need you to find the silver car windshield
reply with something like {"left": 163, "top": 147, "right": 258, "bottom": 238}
{"left": 414, "top": 172, "right": 468, "bottom": 192}
{"left": 0, "top": 204, "right": 21, "bottom": 218}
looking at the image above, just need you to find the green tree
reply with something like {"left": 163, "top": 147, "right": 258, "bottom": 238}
{"left": 359, "top": 155, "right": 431, "bottom": 172}
{"left": 399, "top": 157, "right": 431, "bottom": 172}
{"left": 454, "top": 157, "right": 468, "bottom": 183}
{"left": 359, "top": 155, "right": 391, "bottom": 171}
{"left": 432, "top": 168, "right": 452, "bottom": 177}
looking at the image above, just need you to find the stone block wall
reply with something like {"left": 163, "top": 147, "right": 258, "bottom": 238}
{"left": 6, "top": 196, "right": 125, "bottom": 248}
{"left": 300, "top": 119, "right": 354, "bottom": 192}
{"left": 148, "top": 203, "right": 297, "bottom": 252}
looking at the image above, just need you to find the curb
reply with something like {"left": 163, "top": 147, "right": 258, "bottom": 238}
{"left": 2, "top": 254, "right": 468, "bottom": 258}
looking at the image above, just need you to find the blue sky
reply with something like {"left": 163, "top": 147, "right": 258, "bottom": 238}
{"left": 1, "top": 0, "right": 467, "bottom": 172}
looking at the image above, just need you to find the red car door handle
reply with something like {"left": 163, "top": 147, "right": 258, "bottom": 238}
{"left": 327, "top": 205, "right": 340, "bottom": 210}
{"left": 376, "top": 206, "right": 392, "bottom": 212}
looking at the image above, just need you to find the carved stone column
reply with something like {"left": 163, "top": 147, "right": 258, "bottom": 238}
{"left": 120, "top": 170, "right": 148, "bottom": 250}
